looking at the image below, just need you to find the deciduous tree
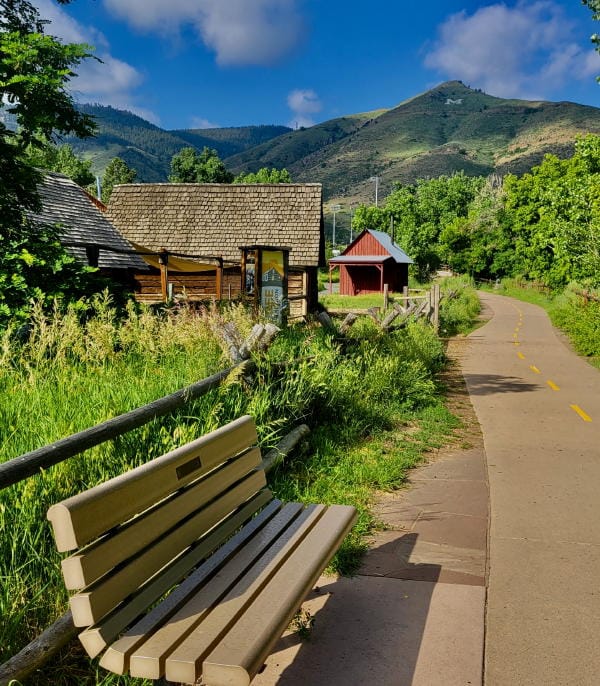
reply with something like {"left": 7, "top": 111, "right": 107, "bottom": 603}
{"left": 25, "top": 142, "right": 95, "bottom": 187}
{"left": 583, "top": 0, "right": 600, "bottom": 80}
{"left": 233, "top": 167, "right": 292, "bottom": 183}
{"left": 101, "top": 157, "right": 137, "bottom": 203}
{"left": 169, "top": 147, "right": 233, "bottom": 183}
{"left": 0, "top": 0, "right": 99, "bottom": 325}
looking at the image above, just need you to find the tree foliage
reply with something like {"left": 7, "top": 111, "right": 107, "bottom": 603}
{"left": 350, "top": 136, "right": 600, "bottom": 289}
{"left": 233, "top": 167, "right": 292, "bottom": 183}
{"left": 169, "top": 146, "right": 233, "bottom": 183}
{"left": 101, "top": 156, "right": 137, "bottom": 203}
{"left": 25, "top": 141, "right": 95, "bottom": 187}
{"left": 0, "top": 225, "right": 102, "bottom": 325}
{"left": 503, "top": 134, "right": 600, "bottom": 287}
{"left": 583, "top": 0, "right": 600, "bottom": 80}
{"left": 0, "top": 1, "right": 95, "bottom": 222}
{"left": 351, "top": 204, "right": 389, "bottom": 234}
{"left": 383, "top": 172, "right": 484, "bottom": 279}
{"left": 0, "top": 0, "right": 101, "bottom": 325}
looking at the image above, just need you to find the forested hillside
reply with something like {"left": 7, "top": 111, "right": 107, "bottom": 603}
{"left": 172, "top": 125, "right": 291, "bottom": 159}
{"left": 68, "top": 83, "right": 600, "bottom": 201}
{"left": 67, "top": 105, "right": 290, "bottom": 181}
{"left": 226, "top": 81, "right": 600, "bottom": 203}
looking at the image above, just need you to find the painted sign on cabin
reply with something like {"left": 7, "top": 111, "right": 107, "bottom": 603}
{"left": 242, "top": 246, "right": 290, "bottom": 324}
{"left": 261, "top": 250, "right": 286, "bottom": 323}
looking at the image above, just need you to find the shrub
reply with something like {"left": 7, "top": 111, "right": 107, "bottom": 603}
{"left": 439, "top": 275, "right": 480, "bottom": 335}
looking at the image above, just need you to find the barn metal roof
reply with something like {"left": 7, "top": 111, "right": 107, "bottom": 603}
{"left": 366, "top": 230, "right": 413, "bottom": 263}
{"left": 329, "top": 255, "right": 393, "bottom": 264}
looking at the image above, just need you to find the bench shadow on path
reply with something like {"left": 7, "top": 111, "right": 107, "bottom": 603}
{"left": 464, "top": 373, "right": 540, "bottom": 396}
{"left": 256, "top": 532, "right": 440, "bottom": 686}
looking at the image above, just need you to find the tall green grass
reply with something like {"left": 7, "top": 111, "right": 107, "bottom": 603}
{"left": 438, "top": 275, "right": 481, "bottom": 336}
{"left": 1, "top": 296, "right": 456, "bottom": 684}
{"left": 550, "top": 286, "right": 600, "bottom": 361}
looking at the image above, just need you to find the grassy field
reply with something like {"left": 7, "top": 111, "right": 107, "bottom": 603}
{"left": 319, "top": 292, "right": 391, "bottom": 309}
{"left": 0, "top": 290, "right": 477, "bottom": 684}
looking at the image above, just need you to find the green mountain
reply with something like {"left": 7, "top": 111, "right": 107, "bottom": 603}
{"left": 69, "top": 83, "right": 600, "bottom": 204}
{"left": 68, "top": 104, "right": 291, "bottom": 181}
{"left": 172, "top": 125, "right": 291, "bottom": 159}
{"left": 224, "top": 81, "right": 600, "bottom": 204}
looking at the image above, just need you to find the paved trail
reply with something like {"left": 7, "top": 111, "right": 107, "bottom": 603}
{"left": 462, "top": 292, "right": 600, "bottom": 685}
{"left": 254, "top": 291, "right": 600, "bottom": 685}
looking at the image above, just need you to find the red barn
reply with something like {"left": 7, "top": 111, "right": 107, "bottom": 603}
{"left": 329, "top": 229, "right": 413, "bottom": 295}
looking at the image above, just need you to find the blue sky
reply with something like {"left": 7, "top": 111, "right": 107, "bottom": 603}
{"left": 35, "top": 0, "right": 600, "bottom": 130}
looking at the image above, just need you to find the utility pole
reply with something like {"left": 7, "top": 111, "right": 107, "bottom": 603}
{"left": 330, "top": 204, "right": 341, "bottom": 248}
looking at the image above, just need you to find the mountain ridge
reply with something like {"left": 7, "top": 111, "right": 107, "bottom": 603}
{"left": 69, "top": 82, "right": 600, "bottom": 203}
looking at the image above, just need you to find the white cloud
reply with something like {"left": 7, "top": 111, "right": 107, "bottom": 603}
{"left": 190, "top": 116, "right": 220, "bottom": 129}
{"left": 102, "top": 0, "right": 305, "bottom": 66}
{"left": 424, "top": 1, "right": 600, "bottom": 99}
{"left": 287, "top": 89, "right": 322, "bottom": 128}
{"left": 32, "top": 0, "right": 158, "bottom": 122}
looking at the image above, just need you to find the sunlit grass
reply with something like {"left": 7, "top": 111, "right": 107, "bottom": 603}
{"left": 1, "top": 296, "right": 458, "bottom": 684}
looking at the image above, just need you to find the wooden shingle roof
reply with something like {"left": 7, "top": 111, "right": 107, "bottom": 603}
{"left": 32, "top": 172, "right": 145, "bottom": 270}
{"left": 106, "top": 183, "right": 324, "bottom": 268}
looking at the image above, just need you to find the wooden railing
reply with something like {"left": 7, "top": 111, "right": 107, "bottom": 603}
{"left": 0, "top": 291, "right": 446, "bottom": 684}
{"left": 0, "top": 323, "right": 312, "bottom": 685}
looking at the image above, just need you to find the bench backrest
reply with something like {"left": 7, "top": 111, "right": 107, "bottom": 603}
{"left": 47, "top": 415, "right": 270, "bottom": 630}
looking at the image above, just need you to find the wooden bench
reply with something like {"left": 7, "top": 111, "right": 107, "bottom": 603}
{"left": 47, "top": 415, "right": 356, "bottom": 685}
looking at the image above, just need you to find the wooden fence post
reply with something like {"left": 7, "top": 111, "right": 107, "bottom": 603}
{"left": 216, "top": 259, "right": 223, "bottom": 301}
{"left": 158, "top": 249, "right": 169, "bottom": 302}
{"left": 433, "top": 284, "right": 440, "bottom": 332}
{"left": 383, "top": 283, "right": 389, "bottom": 310}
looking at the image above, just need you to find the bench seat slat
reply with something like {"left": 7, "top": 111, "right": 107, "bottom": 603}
{"left": 201, "top": 504, "right": 358, "bottom": 686}
{"left": 62, "top": 447, "right": 263, "bottom": 590}
{"left": 127, "top": 503, "right": 316, "bottom": 680}
{"left": 48, "top": 415, "right": 258, "bottom": 552}
{"left": 79, "top": 491, "right": 276, "bottom": 660}
{"left": 71, "top": 470, "right": 266, "bottom": 627}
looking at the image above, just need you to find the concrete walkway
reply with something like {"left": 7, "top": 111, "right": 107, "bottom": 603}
{"left": 255, "top": 291, "right": 600, "bottom": 685}
{"left": 254, "top": 440, "right": 488, "bottom": 686}
{"left": 255, "top": 345, "right": 489, "bottom": 685}
{"left": 462, "top": 292, "right": 600, "bottom": 685}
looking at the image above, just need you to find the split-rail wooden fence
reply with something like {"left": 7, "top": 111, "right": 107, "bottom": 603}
{"left": 0, "top": 285, "right": 443, "bottom": 685}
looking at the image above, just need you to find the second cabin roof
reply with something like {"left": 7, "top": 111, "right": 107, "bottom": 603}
{"left": 106, "top": 183, "right": 324, "bottom": 268}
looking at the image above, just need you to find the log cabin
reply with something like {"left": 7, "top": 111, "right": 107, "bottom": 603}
{"left": 106, "top": 183, "right": 325, "bottom": 318}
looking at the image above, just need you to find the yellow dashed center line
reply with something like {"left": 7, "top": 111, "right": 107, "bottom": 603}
{"left": 530, "top": 365, "right": 541, "bottom": 374}
{"left": 513, "top": 333, "right": 518, "bottom": 339}
{"left": 547, "top": 380, "right": 560, "bottom": 391}
{"left": 514, "top": 341, "right": 520, "bottom": 346}
{"left": 570, "top": 405, "right": 592, "bottom": 422}
{"left": 517, "top": 352, "right": 526, "bottom": 360}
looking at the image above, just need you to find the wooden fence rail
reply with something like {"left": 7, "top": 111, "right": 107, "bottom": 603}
{"left": 0, "top": 365, "right": 239, "bottom": 491}
{"left": 0, "top": 421, "right": 311, "bottom": 686}
{"left": 0, "top": 288, "right": 446, "bottom": 682}
{"left": 325, "top": 284, "right": 441, "bottom": 333}
{"left": 574, "top": 288, "right": 600, "bottom": 304}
